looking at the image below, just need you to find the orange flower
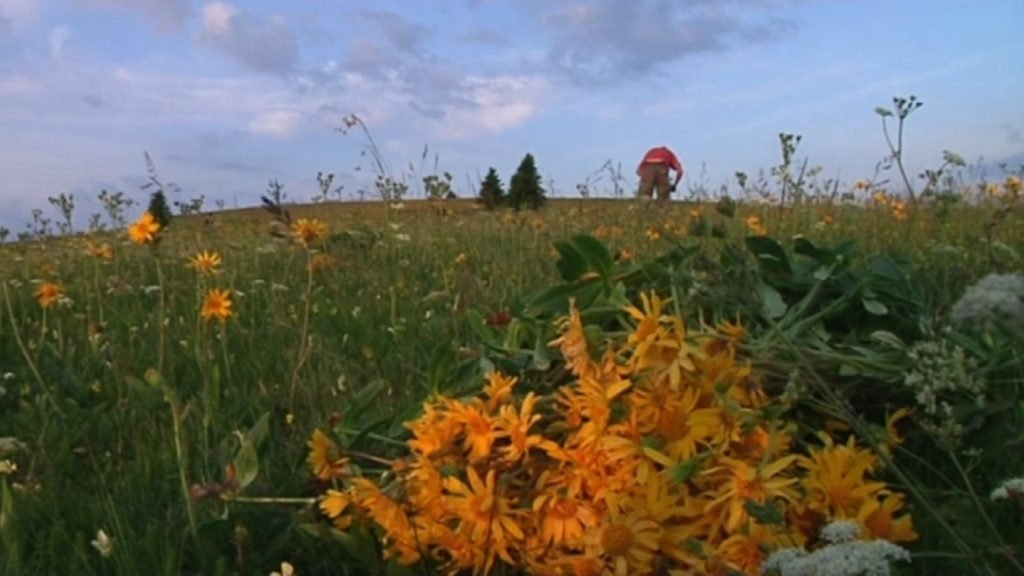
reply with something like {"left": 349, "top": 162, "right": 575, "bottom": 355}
{"left": 128, "top": 212, "right": 161, "bottom": 244}
{"left": 745, "top": 215, "right": 767, "bottom": 236}
{"left": 307, "top": 429, "right": 350, "bottom": 481}
{"left": 444, "top": 467, "right": 523, "bottom": 572}
{"left": 187, "top": 250, "right": 222, "bottom": 275}
{"left": 201, "top": 288, "right": 233, "bottom": 322}
{"left": 292, "top": 218, "right": 327, "bottom": 246}
{"left": 34, "top": 282, "right": 64, "bottom": 309}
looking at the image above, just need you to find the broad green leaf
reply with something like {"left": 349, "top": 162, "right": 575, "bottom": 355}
{"left": 746, "top": 236, "right": 792, "bottom": 280}
{"left": 569, "top": 234, "right": 613, "bottom": 279}
{"left": 232, "top": 441, "right": 259, "bottom": 490}
{"left": 862, "top": 299, "right": 888, "bottom": 315}
{"left": 758, "top": 283, "right": 788, "bottom": 319}
{"left": 744, "top": 500, "right": 785, "bottom": 525}
{"left": 553, "top": 240, "right": 587, "bottom": 283}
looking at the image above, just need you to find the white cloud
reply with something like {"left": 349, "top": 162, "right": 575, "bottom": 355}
{"left": 442, "top": 75, "right": 545, "bottom": 138}
{"left": 248, "top": 110, "right": 301, "bottom": 137}
{"left": 199, "top": 2, "right": 298, "bottom": 75}
{"left": 49, "top": 25, "right": 70, "bottom": 61}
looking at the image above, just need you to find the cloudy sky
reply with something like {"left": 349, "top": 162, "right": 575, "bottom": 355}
{"left": 0, "top": 0, "right": 1021, "bottom": 230}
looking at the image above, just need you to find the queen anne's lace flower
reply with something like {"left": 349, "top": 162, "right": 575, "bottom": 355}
{"left": 950, "top": 273, "right": 1024, "bottom": 334}
{"left": 763, "top": 520, "right": 911, "bottom": 576}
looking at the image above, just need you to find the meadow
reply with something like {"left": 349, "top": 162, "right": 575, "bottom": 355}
{"left": 0, "top": 167, "right": 1022, "bottom": 575}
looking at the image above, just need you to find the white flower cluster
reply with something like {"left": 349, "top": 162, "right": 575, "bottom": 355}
{"left": 990, "top": 477, "right": 1024, "bottom": 502}
{"left": 763, "top": 520, "right": 911, "bottom": 576}
{"left": 950, "top": 273, "right": 1024, "bottom": 335}
{"left": 903, "top": 339, "right": 985, "bottom": 448}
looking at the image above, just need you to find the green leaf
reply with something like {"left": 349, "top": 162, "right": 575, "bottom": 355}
{"left": 232, "top": 439, "right": 259, "bottom": 490}
{"left": 553, "top": 240, "right": 587, "bottom": 282}
{"left": 668, "top": 455, "right": 705, "bottom": 485}
{"left": 862, "top": 299, "right": 888, "bottom": 315}
{"left": 746, "top": 236, "right": 792, "bottom": 277}
{"left": 758, "top": 283, "right": 788, "bottom": 319}
{"left": 870, "top": 331, "right": 906, "bottom": 349}
{"left": 569, "top": 234, "right": 613, "bottom": 279}
{"left": 744, "top": 500, "right": 785, "bottom": 525}
{"left": 793, "top": 237, "right": 835, "bottom": 265}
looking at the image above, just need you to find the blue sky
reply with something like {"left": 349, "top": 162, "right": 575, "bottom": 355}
{"left": 1, "top": 0, "right": 1022, "bottom": 231}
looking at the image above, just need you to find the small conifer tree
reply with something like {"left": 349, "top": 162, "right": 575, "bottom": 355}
{"left": 507, "top": 153, "right": 546, "bottom": 211}
{"left": 478, "top": 167, "right": 506, "bottom": 210}
{"left": 147, "top": 190, "right": 173, "bottom": 229}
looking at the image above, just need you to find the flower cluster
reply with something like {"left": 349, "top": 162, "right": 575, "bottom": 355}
{"left": 903, "top": 339, "right": 985, "bottom": 449}
{"left": 308, "top": 292, "right": 916, "bottom": 575}
{"left": 950, "top": 273, "right": 1024, "bottom": 336}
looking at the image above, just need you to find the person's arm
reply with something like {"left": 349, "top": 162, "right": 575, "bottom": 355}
{"left": 671, "top": 154, "right": 684, "bottom": 189}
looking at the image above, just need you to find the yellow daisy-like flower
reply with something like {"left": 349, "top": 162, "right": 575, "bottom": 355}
{"left": 443, "top": 467, "right": 524, "bottom": 572}
{"left": 857, "top": 492, "right": 918, "bottom": 542}
{"left": 201, "top": 288, "right": 233, "bottom": 322}
{"left": 745, "top": 215, "right": 767, "bottom": 236}
{"left": 532, "top": 490, "right": 598, "bottom": 548}
{"left": 446, "top": 399, "right": 500, "bottom": 462}
{"left": 292, "top": 218, "right": 327, "bottom": 246}
{"left": 86, "top": 241, "right": 114, "bottom": 261}
{"left": 454, "top": 252, "right": 469, "bottom": 265}
{"left": 307, "top": 429, "right": 350, "bottom": 481}
{"left": 797, "top": 434, "right": 886, "bottom": 520}
{"left": 34, "top": 281, "right": 64, "bottom": 309}
{"left": 128, "top": 212, "right": 161, "bottom": 245}
{"left": 187, "top": 250, "right": 222, "bottom": 275}
{"left": 319, "top": 488, "right": 354, "bottom": 529}
{"left": 592, "top": 506, "right": 662, "bottom": 576}
{"left": 707, "top": 455, "right": 799, "bottom": 533}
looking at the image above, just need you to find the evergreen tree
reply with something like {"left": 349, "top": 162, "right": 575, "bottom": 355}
{"left": 477, "top": 167, "right": 506, "bottom": 210}
{"left": 147, "top": 190, "right": 173, "bottom": 229}
{"left": 507, "top": 153, "right": 546, "bottom": 211}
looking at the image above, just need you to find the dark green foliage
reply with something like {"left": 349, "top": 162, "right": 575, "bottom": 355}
{"left": 477, "top": 167, "right": 506, "bottom": 210}
{"left": 147, "top": 190, "right": 173, "bottom": 229}
{"left": 507, "top": 153, "right": 546, "bottom": 211}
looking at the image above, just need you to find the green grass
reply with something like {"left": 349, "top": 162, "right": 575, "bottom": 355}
{"left": 0, "top": 195, "right": 1021, "bottom": 575}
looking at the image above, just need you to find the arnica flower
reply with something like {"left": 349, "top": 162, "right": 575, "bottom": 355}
{"left": 86, "top": 241, "right": 114, "bottom": 261}
{"left": 201, "top": 288, "right": 233, "bottom": 322}
{"left": 128, "top": 212, "right": 161, "bottom": 245}
{"left": 745, "top": 215, "right": 767, "bottom": 236}
{"left": 307, "top": 429, "right": 350, "bottom": 481}
{"left": 292, "top": 218, "right": 327, "bottom": 247}
{"left": 454, "top": 252, "right": 469, "bottom": 265}
{"left": 35, "top": 281, "right": 64, "bottom": 309}
{"left": 187, "top": 250, "right": 222, "bottom": 275}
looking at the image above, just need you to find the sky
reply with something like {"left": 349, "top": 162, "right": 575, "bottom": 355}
{"left": 0, "top": 0, "right": 1022, "bottom": 231}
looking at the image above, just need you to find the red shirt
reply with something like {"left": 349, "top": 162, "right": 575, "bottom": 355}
{"left": 638, "top": 146, "right": 682, "bottom": 174}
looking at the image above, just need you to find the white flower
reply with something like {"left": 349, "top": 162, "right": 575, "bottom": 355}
{"left": 270, "top": 561, "right": 295, "bottom": 576}
{"left": 990, "top": 477, "right": 1024, "bottom": 501}
{"left": 764, "top": 520, "right": 911, "bottom": 576}
{"left": 91, "top": 529, "right": 115, "bottom": 558}
{"left": 0, "top": 459, "right": 16, "bottom": 475}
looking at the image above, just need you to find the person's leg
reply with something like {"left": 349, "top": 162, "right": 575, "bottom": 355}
{"left": 654, "top": 165, "right": 671, "bottom": 204}
{"left": 637, "top": 164, "right": 655, "bottom": 201}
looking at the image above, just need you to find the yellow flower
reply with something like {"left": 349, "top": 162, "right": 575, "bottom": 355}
{"left": 532, "top": 491, "right": 598, "bottom": 548}
{"left": 34, "top": 282, "right": 64, "bottom": 309}
{"left": 1006, "top": 175, "right": 1022, "bottom": 197}
{"left": 645, "top": 226, "right": 661, "bottom": 241}
{"left": 307, "top": 429, "right": 349, "bottom": 481}
{"left": 496, "top": 392, "right": 555, "bottom": 462}
{"left": 797, "top": 435, "right": 887, "bottom": 519}
{"left": 292, "top": 218, "right": 327, "bottom": 246}
{"left": 447, "top": 399, "right": 500, "bottom": 462}
{"left": 745, "top": 215, "right": 767, "bottom": 236}
{"left": 352, "top": 478, "right": 420, "bottom": 565}
{"left": 592, "top": 506, "right": 662, "bottom": 576}
{"left": 549, "top": 299, "right": 597, "bottom": 378}
{"left": 187, "top": 250, "right": 222, "bottom": 275}
{"left": 308, "top": 253, "right": 337, "bottom": 273}
{"left": 201, "top": 288, "right": 233, "bottom": 322}
{"left": 707, "top": 455, "right": 799, "bottom": 533}
{"left": 482, "top": 371, "right": 518, "bottom": 410}
{"left": 857, "top": 492, "right": 917, "bottom": 542}
{"left": 86, "top": 241, "right": 114, "bottom": 261}
{"left": 454, "top": 252, "right": 469, "bottom": 265}
{"left": 319, "top": 488, "right": 354, "bottom": 529}
{"left": 128, "top": 212, "right": 161, "bottom": 244}
{"left": 444, "top": 467, "right": 523, "bottom": 572}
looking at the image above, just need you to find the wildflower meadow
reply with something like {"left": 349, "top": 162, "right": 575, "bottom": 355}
{"left": 1, "top": 103, "right": 1023, "bottom": 576}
